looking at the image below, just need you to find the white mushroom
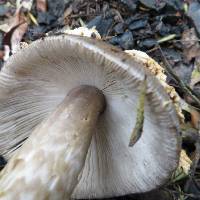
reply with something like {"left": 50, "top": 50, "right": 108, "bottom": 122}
{"left": 0, "top": 34, "right": 181, "bottom": 199}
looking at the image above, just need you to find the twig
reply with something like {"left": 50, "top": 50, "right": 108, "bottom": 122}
{"left": 146, "top": 46, "right": 159, "bottom": 53}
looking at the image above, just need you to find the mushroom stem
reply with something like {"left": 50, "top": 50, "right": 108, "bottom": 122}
{"left": 0, "top": 85, "right": 105, "bottom": 199}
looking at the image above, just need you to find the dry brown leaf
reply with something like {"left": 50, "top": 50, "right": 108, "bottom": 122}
{"left": 190, "top": 108, "right": 200, "bottom": 129}
{"left": 36, "top": 0, "right": 47, "bottom": 12}
{"left": 4, "top": 8, "right": 28, "bottom": 53}
{"left": 182, "top": 28, "right": 200, "bottom": 62}
{"left": 0, "top": 51, "right": 4, "bottom": 60}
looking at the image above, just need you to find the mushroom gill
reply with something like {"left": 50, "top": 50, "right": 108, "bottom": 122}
{"left": 0, "top": 33, "right": 181, "bottom": 199}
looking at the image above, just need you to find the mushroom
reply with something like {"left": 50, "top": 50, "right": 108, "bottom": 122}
{"left": 0, "top": 33, "right": 181, "bottom": 199}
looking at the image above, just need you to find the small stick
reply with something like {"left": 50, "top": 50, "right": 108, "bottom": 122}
{"left": 129, "top": 76, "right": 147, "bottom": 147}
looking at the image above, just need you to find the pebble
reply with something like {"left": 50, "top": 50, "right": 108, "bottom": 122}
{"left": 87, "top": 15, "right": 113, "bottom": 36}
{"left": 139, "top": 38, "right": 157, "bottom": 49}
{"left": 129, "top": 19, "right": 148, "bottom": 30}
{"left": 120, "top": 31, "right": 134, "bottom": 50}
{"left": 114, "top": 23, "right": 126, "bottom": 34}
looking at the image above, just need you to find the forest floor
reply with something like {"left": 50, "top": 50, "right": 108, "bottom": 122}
{"left": 0, "top": 0, "right": 200, "bottom": 199}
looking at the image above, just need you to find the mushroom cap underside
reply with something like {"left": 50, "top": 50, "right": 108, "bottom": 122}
{"left": 0, "top": 35, "right": 181, "bottom": 198}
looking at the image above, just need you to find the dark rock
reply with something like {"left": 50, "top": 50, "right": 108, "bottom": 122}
{"left": 170, "top": 25, "right": 182, "bottom": 36}
{"left": 109, "top": 36, "right": 121, "bottom": 45}
{"left": 140, "top": 0, "right": 183, "bottom": 12}
{"left": 87, "top": 16, "right": 102, "bottom": 28}
{"left": 37, "top": 11, "right": 57, "bottom": 25}
{"left": 162, "top": 14, "right": 180, "bottom": 25}
{"left": 119, "top": 0, "right": 137, "bottom": 12}
{"left": 139, "top": 38, "right": 157, "bottom": 49}
{"left": 129, "top": 18, "right": 148, "bottom": 30}
{"left": 114, "top": 23, "right": 126, "bottom": 34}
{"left": 139, "top": 0, "right": 165, "bottom": 11}
{"left": 156, "top": 22, "right": 171, "bottom": 36}
{"left": 138, "top": 27, "right": 153, "bottom": 37}
{"left": 125, "top": 14, "right": 149, "bottom": 25}
{"left": 125, "top": 16, "right": 136, "bottom": 25}
{"left": 98, "top": 18, "right": 113, "bottom": 36}
{"left": 64, "top": 0, "right": 73, "bottom": 7}
{"left": 156, "top": 19, "right": 183, "bottom": 37}
{"left": 0, "top": 155, "right": 6, "bottom": 170}
{"left": 188, "top": 2, "right": 200, "bottom": 36}
{"left": 109, "top": 31, "right": 134, "bottom": 50}
{"left": 119, "top": 31, "right": 134, "bottom": 49}
{"left": 26, "top": 26, "right": 48, "bottom": 41}
{"left": 87, "top": 15, "right": 113, "bottom": 36}
{"left": 164, "top": 0, "right": 183, "bottom": 11}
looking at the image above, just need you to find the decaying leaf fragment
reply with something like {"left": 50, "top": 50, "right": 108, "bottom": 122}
{"left": 36, "top": 0, "right": 47, "bottom": 12}
{"left": 178, "top": 150, "right": 192, "bottom": 175}
{"left": 129, "top": 76, "right": 146, "bottom": 147}
{"left": 182, "top": 28, "right": 200, "bottom": 62}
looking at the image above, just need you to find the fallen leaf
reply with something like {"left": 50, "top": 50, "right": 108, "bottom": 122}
{"left": 190, "top": 107, "right": 200, "bottom": 129}
{"left": 16, "top": 0, "right": 33, "bottom": 11}
{"left": 182, "top": 28, "right": 200, "bottom": 62}
{"left": 3, "top": 8, "right": 28, "bottom": 54}
{"left": 36, "top": 0, "right": 47, "bottom": 12}
{"left": 0, "top": 50, "right": 4, "bottom": 59}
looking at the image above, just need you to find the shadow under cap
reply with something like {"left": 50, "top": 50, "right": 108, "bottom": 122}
{"left": 0, "top": 34, "right": 181, "bottom": 198}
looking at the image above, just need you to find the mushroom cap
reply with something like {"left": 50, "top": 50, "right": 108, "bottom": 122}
{"left": 0, "top": 34, "right": 181, "bottom": 198}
